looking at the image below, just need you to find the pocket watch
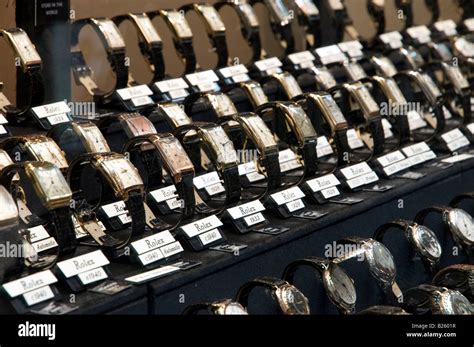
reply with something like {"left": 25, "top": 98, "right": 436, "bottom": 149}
{"left": 236, "top": 277, "right": 310, "bottom": 315}
{"left": 183, "top": 299, "right": 248, "bottom": 315}
{"left": 283, "top": 256, "right": 357, "bottom": 314}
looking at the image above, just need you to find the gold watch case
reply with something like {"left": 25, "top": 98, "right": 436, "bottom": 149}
{"left": 236, "top": 2, "right": 260, "bottom": 28}
{"left": 161, "top": 10, "right": 194, "bottom": 40}
{"left": 119, "top": 113, "right": 157, "bottom": 137}
{"left": 238, "top": 113, "right": 278, "bottom": 155}
{"left": 1, "top": 28, "right": 42, "bottom": 71}
{"left": 73, "top": 122, "right": 111, "bottom": 153}
{"left": 408, "top": 71, "right": 442, "bottom": 105}
{"left": 23, "top": 135, "right": 69, "bottom": 171}
{"left": 240, "top": 81, "right": 269, "bottom": 108}
{"left": 92, "top": 18, "right": 126, "bottom": 50}
{"left": 206, "top": 93, "right": 238, "bottom": 118}
{"left": 0, "top": 185, "right": 19, "bottom": 229}
{"left": 158, "top": 103, "right": 192, "bottom": 128}
{"left": 198, "top": 125, "right": 239, "bottom": 169}
{"left": 129, "top": 13, "right": 162, "bottom": 45}
{"left": 279, "top": 103, "right": 318, "bottom": 146}
{"left": 345, "top": 82, "right": 380, "bottom": 120}
{"left": 295, "top": 0, "right": 320, "bottom": 16}
{"left": 271, "top": 72, "right": 303, "bottom": 99}
{"left": 195, "top": 4, "right": 226, "bottom": 33}
{"left": 308, "top": 93, "right": 348, "bottom": 133}
{"left": 274, "top": 283, "right": 310, "bottom": 315}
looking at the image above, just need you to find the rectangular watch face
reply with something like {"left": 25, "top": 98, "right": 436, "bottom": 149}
{"left": 97, "top": 19, "right": 126, "bottom": 49}
{"left": 420, "top": 73, "right": 442, "bottom": 104}
{"left": 27, "top": 140, "right": 69, "bottom": 170}
{"left": 372, "top": 56, "right": 397, "bottom": 77}
{"left": 10, "top": 30, "right": 42, "bottom": 66}
{"left": 287, "top": 104, "right": 318, "bottom": 138}
{"left": 200, "top": 5, "right": 226, "bottom": 32}
{"left": 0, "top": 185, "right": 18, "bottom": 225}
{"left": 133, "top": 14, "right": 162, "bottom": 44}
{"left": 201, "top": 126, "right": 238, "bottom": 166}
{"left": 265, "top": 0, "right": 291, "bottom": 23}
{"left": 280, "top": 74, "right": 303, "bottom": 98}
{"left": 320, "top": 94, "right": 347, "bottom": 127}
{"left": 444, "top": 65, "right": 469, "bottom": 92}
{"left": 100, "top": 157, "right": 144, "bottom": 192}
{"left": 75, "top": 123, "right": 111, "bottom": 153}
{"left": 208, "top": 93, "right": 238, "bottom": 117}
{"left": 238, "top": 3, "right": 259, "bottom": 27}
{"left": 154, "top": 136, "right": 194, "bottom": 178}
{"left": 351, "top": 84, "right": 380, "bottom": 118}
{"left": 243, "top": 81, "right": 268, "bottom": 107}
{"left": 166, "top": 11, "right": 194, "bottom": 39}
{"left": 0, "top": 149, "right": 14, "bottom": 170}
{"left": 122, "top": 115, "right": 157, "bottom": 137}
{"left": 243, "top": 114, "right": 278, "bottom": 150}
{"left": 295, "top": 0, "right": 320, "bottom": 16}
{"left": 159, "top": 103, "right": 192, "bottom": 127}
{"left": 384, "top": 78, "right": 407, "bottom": 104}
{"left": 29, "top": 163, "right": 72, "bottom": 206}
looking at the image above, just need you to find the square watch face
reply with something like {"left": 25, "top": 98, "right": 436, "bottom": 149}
{"left": 244, "top": 82, "right": 268, "bottom": 107}
{"left": 166, "top": 11, "right": 194, "bottom": 39}
{"left": 122, "top": 116, "right": 157, "bottom": 137}
{"left": 97, "top": 19, "right": 126, "bottom": 49}
{"left": 29, "top": 163, "right": 72, "bottom": 204}
{"left": 287, "top": 104, "right": 317, "bottom": 138}
{"left": 201, "top": 126, "right": 238, "bottom": 166}
{"left": 280, "top": 74, "right": 303, "bottom": 98}
{"left": 321, "top": 94, "right": 347, "bottom": 126}
{"left": 352, "top": 84, "right": 380, "bottom": 117}
{"left": 154, "top": 136, "right": 194, "bottom": 177}
{"left": 27, "top": 140, "right": 68, "bottom": 170}
{"left": 75, "top": 124, "right": 110, "bottom": 153}
{"left": 134, "top": 14, "right": 162, "bottom": 44}
{"left": 99, "top": 157, "right": 144, "bottom": 192}
{"left": 10, "top": 31, "right": 42, "bottom": 65}
{"left": 160, "top": 104, "right": 191, "bottom": 127}
{"left": 244, "top": 114, "right": 277, "bottom": 149}
{"left": 209, "top": 93, "right": 237, "bottom": 117}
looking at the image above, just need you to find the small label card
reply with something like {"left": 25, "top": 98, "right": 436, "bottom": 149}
{"left": 27, "top": 225, "right": 58, "bottom": 253}
{"left": 315, "top": 45, "right": 346, "bottom": 65}
{"left": 2, "top": 270, "right": 58, "bottom": 307}
{"left": 465, "top": 18, "right": 474, "bottom": 32}
{"left": 379, "top": 31, "right": 403, "bottom": 49}
{"left": 150, "top": 185, "right": 180, "bottom": 210}
{"left": 154, "top": 77, "right": 190, "bottom": 100}
{"left": 376, "top": 150, "right": 412, "bottom": 177}
{"left": 466, "top": 122, "right": 474, "bottom": 136}
{"left": 407, "top": 25, "right": 431, "bottom": 44}
{"left": 218, "top": 64, "right": 250, "bottom": 83}
{"left": 116, "top": 84, "right": 154, "bottom": 108}
{"left": 407, "top": 110, "right": 428, "bottom": 130}
{"left": 434, "top": 19, "right": 457, "bottom": 37}
{"left": 442, "top": 153, "right": 474, "bottom": 164}
{"left": 441, "top": 128, "right": 470, "bottom": 152}
{"left": 130, "top": 230, "right": 184, "bottom": 266}
{"left": 194, "top": 171, "right": 225, "bottom": 196}
{"left": 339, "top": 162, "right": 380, "bottom": 190}
{"left": 31, "top": 101, "right": 72, "bottom": 127}
{"left": 125, "top": 265, "right": 181, "bottom": 284}
{"left": 238, "top": 161, "right": 265, "bottom": 183}
{"left": 56, "top": 250, "right": 110, "bottom": 286}
{"left": 269, "top": 186, "right": 311, "bottom": 216}
{"left": 254, "top": 57, "right": 283, "bottom": 75}
{"left": 316, "top": 136, "right": 334, "bottom": 158}
{"left": 99, "top": 200, "right": 131, "bottom": 228}
{"left": 338, "top": 40, "right": 364, "bottom": 60}
{"left": 401, "top": 142, "right": 437, "bottom": 167}
{"left": 185, "top": 70, "right": 220, "bottom": 92}
{"left": 305, "top": 173, "right": 342, "bottom": 200}
{"left": 279, "top": 148, "right": 303, "bottom": 173}
{"left": 346, "top": 129, "right": 365, "bottom": 149}
{"left": 288, "top": 51, "right": 316, "bottom": 69}
{"left": 179, "top": 215, "right": 224, "bottom": 248}
{"left": 225, "top": 200, "right": 269, "bottom": 232}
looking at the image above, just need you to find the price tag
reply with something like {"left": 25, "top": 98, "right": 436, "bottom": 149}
{"left": 101, "top": 201, "right": 127, "bottom": 218}
{"left": 47, "top": 114, "right": 71, "bottom": 125}
{"left": 379, "top": 31, "right": 403, "bottom": 49}
{"left": 166, "top": 198, "right": 181, "bottom": 210}
{"left": 346, "top": 171, "right": 379, "bottom": 189}
{"left": 321, "top": 186, "right": 340, "bottom": 199}
{"left": 226, "top": 200, "right": 265, "bottom": 220}
{"left": 23, "top": 286, "right": 55, "bottom": 306}
{"left": 0, "top": 125, "right": 7, "bottom": 135}
{"left": 118, "top": 214, "right": 132, "bottom": 225}
{"left": 377, "top": 150, "right": 406, "bottom": 168}
{"left": 243, "top": 212, "right": 265, "bottom": 227}
{"left": 464, "top": 18, "right": 474, "bottom": 32}
{"left": 150, "top": 185, "right": 178, "bottom": 204}
{"left": 155, "top": 78, "right": 189, "bottom": 93}
{"left": 315, "top": 45, "right": 346, "bottom": 65}
{"left": 434, "top": 19, "right": 457, "bottom": 37}
{"left": 205, "top": 182, "right": 226, "bottom": 196}
{"left": 117, "top": 85, "right": 153, "bottom": 100}
{"left": 56, "top": 250, "right": 110, "bottom": 278}
{"left": 279, "top": 148, "right": 298, "bottom": 163}
{"left": 286, "top": 198, "right": 305, "bottom": 212}
{"left": 219, "top": 64, "right": 250, "bottom": 83}
{"left": 446, "top": 137, "right": 470, "bottom": 152}
{"left": 346, "top": 129, "right": 364, "bottom": 149}
{"left": 77, "top": 267, "right": 108, "bottom": 285}
{"left": 280, "top": 160, "right": 303, "bottom": 173}
{"left": 246, "top": 171, "right": 265, "bottom": 183}
{"left": 238, "top": 161, "right": 257, "bottom": 175}
{"left": 33, "top": 237, "right": 58, "bottom": 253}
{"left": 125, "top": 265, "right": 180, "bottom": 284}
{"left": 0, "top": 114, "right": 8, "bottom": 125}
{"left": 467, "top": 123, "right": 474, "bottom": 135}
{"left": 254, "top": 57, "right": 283, "bottom": 73}
{"left": 28, "top": 225, "right": 50, "bottom": 243}
{"left": 441, "top": 128, "right": 466, "bottom": 143}
{"left": 288, "top": 51, "right": 315, "bottom": 66}
{"left": 306, "top": 173, "right": 340, "bottom": 193}
{"left": 193, "top": 171, "right": 221, "bottom": 190}
{"left": 407, "top": 25, "right": 431, "bottom": 44}
{"left": 270, "top": 186, "right": 306, "bottom": 206}
{"left": 340, "top": 162, "right": 373, "bottom": 180}
{"left": 402, "top": 142, "right": 431, "bottom": 157}
{"left": 180, "top": 215, "right": 223, "bottom": 238}
{"left": 407, "top": 110, "right": 427, "bottom": 130}
{"left": 316, "top": 136, "right": 334, "bottom": 157}
{"left": 2, "top": 270, "right": 57, "bottom": 298}
{"left": 442, "top": 153, "right": 474, "bottom": 163}
{"left": 338, "top": 40, "right": 364, "bottom": 60}
{"left": 131, "top": 230, "right": 175, "bottom": 255}
{"left": 199, "top": 229, "right": 223, "bottom": 246}
{"left": 31, "top": 101, "right": 72, "bottom": 125}
{"left": 185, "top": 70, "right": 219, "bottom": 92}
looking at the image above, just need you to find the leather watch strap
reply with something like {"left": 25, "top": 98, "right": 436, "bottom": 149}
{"left": 49, "top": 207, "right": 77, "bottom": 255}
{"left": 301, "top": 139, "right": 318, "bottom": 178}
{"left": 368, "top": 118, "right": 385, "bottom": 157}
{"left": 262, "top": 151, "right": 282, "bottom": 193}
{"left": 450, "top": 192, "right": 474, "bottom": 208}
{"left": 235, "top": 276, "right": 287, "bottom": 308}
{"left": 177, "top": 173, "right": 196, "bottom": 220}
{"left": 373, "top": 219, "right": 412, "bottom": 242}
{"left": 125, "top": 190, "right": 146, "bottom": 238}
{"left": 222, "top": 165, "right": 242, "bottom": 207}
{"left": 282, "top": 256, "right": 328, "bottom": 283}
{"left": 414, "top": 205, "right": 450, "bottom": 226}
{"left": 461, "top": 94, "right": 472, "bottom": 124}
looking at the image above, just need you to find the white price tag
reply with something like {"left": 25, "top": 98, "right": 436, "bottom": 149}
{"left": 270, "top": 186, "right": 305, "bottom": 206}
{"left": 198, "top": 229, "right": 223, "bottom": 245}
{"left": 306, "top": 174, "right": 340, "bottom": 193}
{"left": 407, "top": 25, "right": 431, "bottom": 44}
{"left": 185, "top": 70, "right": 219, "bottom": 87}
{"left": 168, "top": 89, "right": 189, "bottom": 100}
{"left": 28, "top": 225, "right": 50, "bottom": 243}
{"left": 159, "top": 241, "right": 184, "bottom": 258}
{"left": 347, "top": 129, "right": 364, "bottom": 149}
{"left": 246, "top": 171, "right": 265, "bottom": 183}
{"left": 346, "top": 171, "right": 379, "bottom": 189}
{"left": 0, "top": 114, "right": 8, "bottom": 124}
{"left": 315, "top": 45, "right": 346, "bottom": 65}
{"left": 464, "top": 18, "right": 474, "bottom": 32}
{"left": 0, "top": 125, "right": 6, "bottom": 135}
{"left": 138, "top": 249, "right": 164, "bottom": 266}
{"left": 377, "top": 150, "right": 406, "bottom": 167}
{"left": 434, "top": 20, "right": 457, "bottom": 37}
{"left": 279, "top": 148, "right": 298, "bottom": 163}
{"left": 286, "top": 199, "right": 305, "bottom": 212}
{"left": 116, "top": 85, "right": 153, "bottom": 100}
{"left": 280, "top": 160, "right": 303, "bottom": 173}
{"left": 2, "top": 270, "right": 57, "bottom": 298}
{"left": 441, "top": 129, "right": 465, "bottom": 143}
{"left": 131, "top": 96, "right": 154, "bottom": 107}
{"left": 254, "top": 57, "right": 283, "bottom": 72}
{"left": 101, "top": 201, "right": 127, "bottom": 218}
{"left": 131, "top": 230, "right": 175, "bottom": 255}
{"left": 56, "top": 250, "right": 110, "bottom": 278}
{"left": 340, "top": 162, "right": 373, "bottom": 180}
{"left": 150, "top": 185, "right": 177, "bottom": 204}
{"left": 407, "top": 110, "right": 427, "bottom": 130}
{"left": 181, "top": 215, "right": 223, "bottom": 238}
{"left": 77, "top": 267, "right": 108, "bottom": 285}
{"left": 321, "top": 186, "right": 340, "bottom": 199}
{"left": 194, "top": 171, "right": 221, "bottom": 190}
{"left": 33, "top": 237, "right": 58, "bottom": 253}
{"left": 338, "top": 40, "right": 364, "bottom": 59}
{"left": 118, "top": 214, "right": 132, "bottom": 225}
{"left": 238, "top": 161, "right": 257, "bottom": 175}
{"left": 382, "top": 118, "right": 393, "bottom": 139}
{"left": 447, "top": 137, "right": 470, "bottom": 152}
{"left": 379, "top": 31, "right": 403, "bottom": 49}
{"left": 243, "top": 212, "right": 265, "bottom": 227}
{"left": 47, "top": 114, "right": 70, "bottom": 125}
{"left": 442, "top": 154, "right": 474, "bottom": 163}
{"left": 23, "top": 286, "right": 54, "bottom": 306}
{"left": 227, "top": 200, "right": 265, "bottom": 220}
{"left": 402, "top": 142, "right": 431, "bottom": 157}
{"left": 31, "top": 101, "right": 71, "bottom": 119}
{"left": 288, "top": 51, "right": 315, "bottom": 65}
{"left": 166, "top": 198, "right": 181, "bottom": 210}
{"left": 219, "top": 64, "right": 249, "bottom": 78}
{"left": 155, "top": 78, "right": 189, "bottom": 93}
{"left": 467, "top": 122, "right": 474, "bottom": 135}
{"left": 316, "top": 136, "right": 334, "bottom": 157}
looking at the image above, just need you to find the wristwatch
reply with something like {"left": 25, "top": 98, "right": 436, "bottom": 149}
{"left": 47, "top": 121, "right": 111, "bottom": 162}
{"left": 370, "top": 55, "right": 398, "bottom": 78}
{"left": 226, "top": 80, "right": 269, "bottom": 109}
{"left": 152, "top": 9, "right": 196, "bottom": 75}
{"left": 217, "top": 112, "right": 282, "bottom": 196}
{"left": 283, "top": 256, "right": 357, "bottom": 314}
{"left": 294, "top": 0, "right": 321, "bottom": 49}
{"left": 71, "top": 18, "right": 128, "bottom": 105}
{"left": 235, "top": 277, "right": 310, "bottom": 314}
{"left": 262, "top": 71, "right": 303, "bottom": 100}
{"left": 295, "top": 92, "right": 350, "bottom": 166}
{"left": 173, "top": 122, "right": 241, "bottom": 209}
{"left": 155, "top": 102, "right": 193, "bottom": 129}
{"left": 402, "top": 284, "right": 473, "bottom": 315}
{"left": 331, "top": 81, "right": 385, "bottom": 158}
{"left": 326, "top": 0, "right": 361, "bottom": 43}
{"left": 67, "top": 152, "right": 146, "bottom": 245}
{"left": 122, "top": 133, "right": 196, "bottom": 229}
{"left": 414, "top": 206, "right": 474, "bottom": 260}
{"left": 214, "top": 0, "right": 262, "bottom": 63}
{"left": 433, "top": 264, "right": 473, "bottom": 301}
{"left": 180, "top": 3, "right": 229, "bottom": 69}
{"left": 358, "top": 305, "right": 410, "bottom": 315}
{"left": 249, "top": 0, "right": 294, "bottom": 55}
{"left": 0, "top": 161, "right": 77, "bottom": 257}
{"left": 374, "top": 219, "right": 442, "bottom": 274}
{"left": 113, "top": 13, "right": 165, "bottom": 84}
{"left": 395, "top": 0, "right": 413, "bottom": 30}
{"left": 256, "top": 101, "right": 318, "bottom": 179}
{"left": 184, "top": 91, "right": 238, "bottom": 122}
{"left": 333, "top": 237, "right": 402, "bottom": 304}
{"left": 367, "top": 0, "right": 385, "bottom": 39}
{"left": 183, "top": 299, "right": 248, "bottom": 315}
{"left": 450, "top": 192, "right": 474, "bottom": 209}
{"left": 0, "top": 28, "right": 44, "bottom": 123}
{"left": 0, "top": 135, "right": 69, "bottom": 174}
{"left": 0, "top": 185, "right": 25, "bottom": 283}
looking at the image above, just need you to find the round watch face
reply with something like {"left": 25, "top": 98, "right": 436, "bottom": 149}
{"left": 222, "top": 302, "right": 248, "bottom": 315}
{"left": 448, "top": 209, "right": 474, "bottom": 243}
{"left": 443, "top": 291, "right": 474, "bottom": 315}
{"left": 279, "top": 285, "right": 310, "bottom": 315}
{"left": 326, "top": 264, "right": 357, "bottom": 307}
{"left": 367, "top": 241, "right": 396, "bottom": 284}
{"left": 412, "top": 225, "right": 442, "bottom": 260}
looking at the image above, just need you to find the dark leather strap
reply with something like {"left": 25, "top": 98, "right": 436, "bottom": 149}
{"left": 369, "top": 118, "right": 385, "bottom": 157}
{"left": 302, "top": 139, "right": 318, "bottom": 178}
{"left": 461, "top": 94, "right": 472, "bottom": 124}
{"left": 413, "top": 205, "right": 450, "bottom": 225}
{"left": 395, "top": 0, "right": 413, "bottom": 30}
{"left": 282, "top": 256, "right": 328, "bottom": 283}
{"left": 373, "top": 220, "right": 412, "bottom": 242}
{"left": 235, "top": 276, "right": 286, "bottom": 308}
{"left": 222, "top": 165, "right": 242, "bottom": 207}
{"left": 424, "top": 0, "right": 440, "bottom": 25}
{"left": 50, "top": 207, "right": 77, "bottom": 255}
{"left": 450, "top": 192, "right": 474, "bottom": 208}
{"left": 262, "top": 151, "right": 282, "bottom": 194}
{"left": 126, "top": 191, "right": 146, "bottom": 237}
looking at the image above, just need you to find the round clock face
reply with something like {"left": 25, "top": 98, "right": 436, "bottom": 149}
{"left": 368, "top": 241, "right": 396, "bottom": 283}
{"left": 445, "top": 291, "right": 474, "bottom": 315}
{"left": 413, "top": 225, "right": 442, "bottom": 260}
{"left": 280, "top": 285, "right": 310, "bottom": 315}
{"left": 449, "top": 209, "right": 474, "bottom": 243}
{"left": 328, "top": 265, "right": 357, "bottom": 306}
{"left": 223, "top": 302, "right": 248, "bottom": 315}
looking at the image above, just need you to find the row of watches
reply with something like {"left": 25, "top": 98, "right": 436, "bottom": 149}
{"left": 183, "top": 193, "right": 474, "bottom": 315}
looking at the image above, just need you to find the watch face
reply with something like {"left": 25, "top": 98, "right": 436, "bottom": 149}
{"left": 412, "top": 225, "right": 442, "bottom": 260}
{"left": 295, "top": 0, "right": 320, "bottom": 16}
{"left": 9, "top": 30, "right": 42, "bottom": 66}
{"left": 265, "top": 0, "right": 291, "bottom": 24}
{"left": 165, "top": 10, "right": 194, "bottom": 39}
{"left": 75, "top": 123, "right": 110, "bottom": 153}
{"left": 242, "top": 114, "right": 278, "bottom": 150}
{"left": 327, "top": 264, "right": 357, "bottom": 306}
{"left": 122, "top": 115, "right": 157, "bottom": 137}
{"left": 96, "top": 19, "right": 126, "bottom": 49}
{"left": 199, "top": 5, "right": 226, "bottom": 32}
{"left": 243, "top": 81, "right": 269, "bottom": 107}
{"left": 208, "top": 93, "right": 238, "bottom": 118}
{"left": 0, "top": 185, "right": 18, "bottom": 226}
{"left": 345, "top": 63, "right": 367, "bottom": 81}
{"left": 448, "top": 209, "right": 474, "bottom": 243}
{"left": 222, "top": 302, "right": 248, "bottom": 315}
{"left": 278, "top": 73, "right": 303, "bottom": 99}
{"left": 154, "top": 136, "right": 194, "bottom": 179}
{"left": 420, "top": 73, "right": 442, "bottom": 104}
{"left": 443, "top": 291, "right": 474, "bottom": 315}
{"left": 443, "top": 64, "right": 469, "bottom": 93}
{"left": 286, "top": 103, "right": 317, "bottom": 138}
{"left": 238, "top": 3, "right": 259, "bottom": 27}
{"left": 320, "top": 94, "right": 348, "bottom": 127}
{"left": 350, "top": 84, "right": 380, "bottom": 118}
{"left": 28, "top": 162, "right": 72, "bottom": 208}
{"left": 367, "top": 241, "right": 396, "bottom": 284}
{"left": 26, "top": 139, "right": 68, "bottom": 170}
{"left": 159, "top": 103, "right": 192, "bottom": 127}
{"left": 314, "top": 67, "right": 337, "bottom": 89}
{"left": 0, "top": 149, "right": 13, "bottom": 169}
{"left": 133, "top": 14, "right": 162, "bottom": 44}
{"left": 372, "top": 56, "right": 398, "bottom": 78}
{"left": 99, "top": 157, "right": 144, "bottom": 192}
{"left": 200, "top": 126, "right": 238, "bottom": 166}
{"left": 279, "top": 284, "right": 310, "bottom": 315}
{"left": 384, "top": 78, "right": 407, "bottom": 104}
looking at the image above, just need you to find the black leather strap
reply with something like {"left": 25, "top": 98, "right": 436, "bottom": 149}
{"left": 413, "top": 205, "right": 449, "bottom": 226}
{"left": 402, "top": 284, "right": 438, "bottom": 315}
{"left": 450, "top": 192, "right": 474, "bottom": 208}
{"left": 424, "top": 0, "right": 440, "bottom": 25}
{"left": 262, "top": 151, "right": 282, "bottom": 193}
{"left": 295, "top": 3, "right": 322, "bottom": 49}
{"left": 373, "top": 219, "right": 413, "bottom": 242}
{"left": 395, "top": 0, "right": 413, "bottom": 30}
{"left": 282, "top": 256, "right": 328, "bottom": 283}
{"left": 367, "top": 1, "right": 385, "bottom": 39}
{"left": 126, "top": 191, "right": 146, "bottom": 237}
{"left": 235, "top": 276, "right": 287, "bottom": 308}
{"left": 461, "top": 94, "right": 472, "bottom": 124}
{"left": 49, "top": 207, "right": 77, "bottom": 254}
{"left": 369, "top": 118, "right": 385, "bottom": 157}
{"left": 222, "top": 165, "right": 241, "bottom": 207}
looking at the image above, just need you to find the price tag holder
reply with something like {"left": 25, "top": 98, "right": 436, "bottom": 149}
{"left": 374, "top": 150, "right": 412, "bottom": 177}
{"left": 148, "top": 185, "right": 181, "bottom": 215}
{"left": 314, "top": 45, "right": 346, "bottom": 66}
{"left": 217, "top": 64, "right": 251, "bottom": 85}
{"left": 27, "top": 225, "right": 58, "bottom": 254}
{"left": 401, "top": 142, "right": 437, "bottom": 168}
{"left": 154, "top": 77, "right": 190, "bottom": 102}
{"left": 303, "top": 173, "right": 343, "bottom": 204}
{"left": 177, "top": 215, "right": 226, "bottom": 251}
{"left": 97, "top": 201, "right": 131, "bottom": 232}
{"left": 193, "top": 171, "right": 226, "bottom": 200}
{"left": 238, "top": 161, "right": 265, "bottom": 185}
{"left": 1, "top": 270, "right": 60, "bottom": 314}
{"left": 115, "top": 84, "right": 155, "bottom": 111}
{"left": 30, "top": 101, "right": 73, "bottom": 130}
{"left": 129, "top": 230, "right": 184, "bottom": 268}
{"left": 250, "top": 57, "right": 283, "bottom": 78}
{"left": 223, "top": 199, "right": 274, "bottom": 234}
{"left": 55, "top": 250, "right": 110, "bottom": 292}
{"left": 439, "top": 128, "right": 470, "bottom": 153}
{"left": 185, "top": 70, "right": 220, "bottom": 93}
{"left": 266, "top": 186, "right": 321, "bottom": 219}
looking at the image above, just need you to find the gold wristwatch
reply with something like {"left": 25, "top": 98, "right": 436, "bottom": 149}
{"left": 183, "top": 299, "right": 248, "bottom": 315}
{"left": 236, "top": 80, "right": 269, "bottom": 109}
{"left": 184, "top": 91, "right": 238, "bottom": 122}
{"left": 263, "top": 71, "right": 303, "bottom": 100}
